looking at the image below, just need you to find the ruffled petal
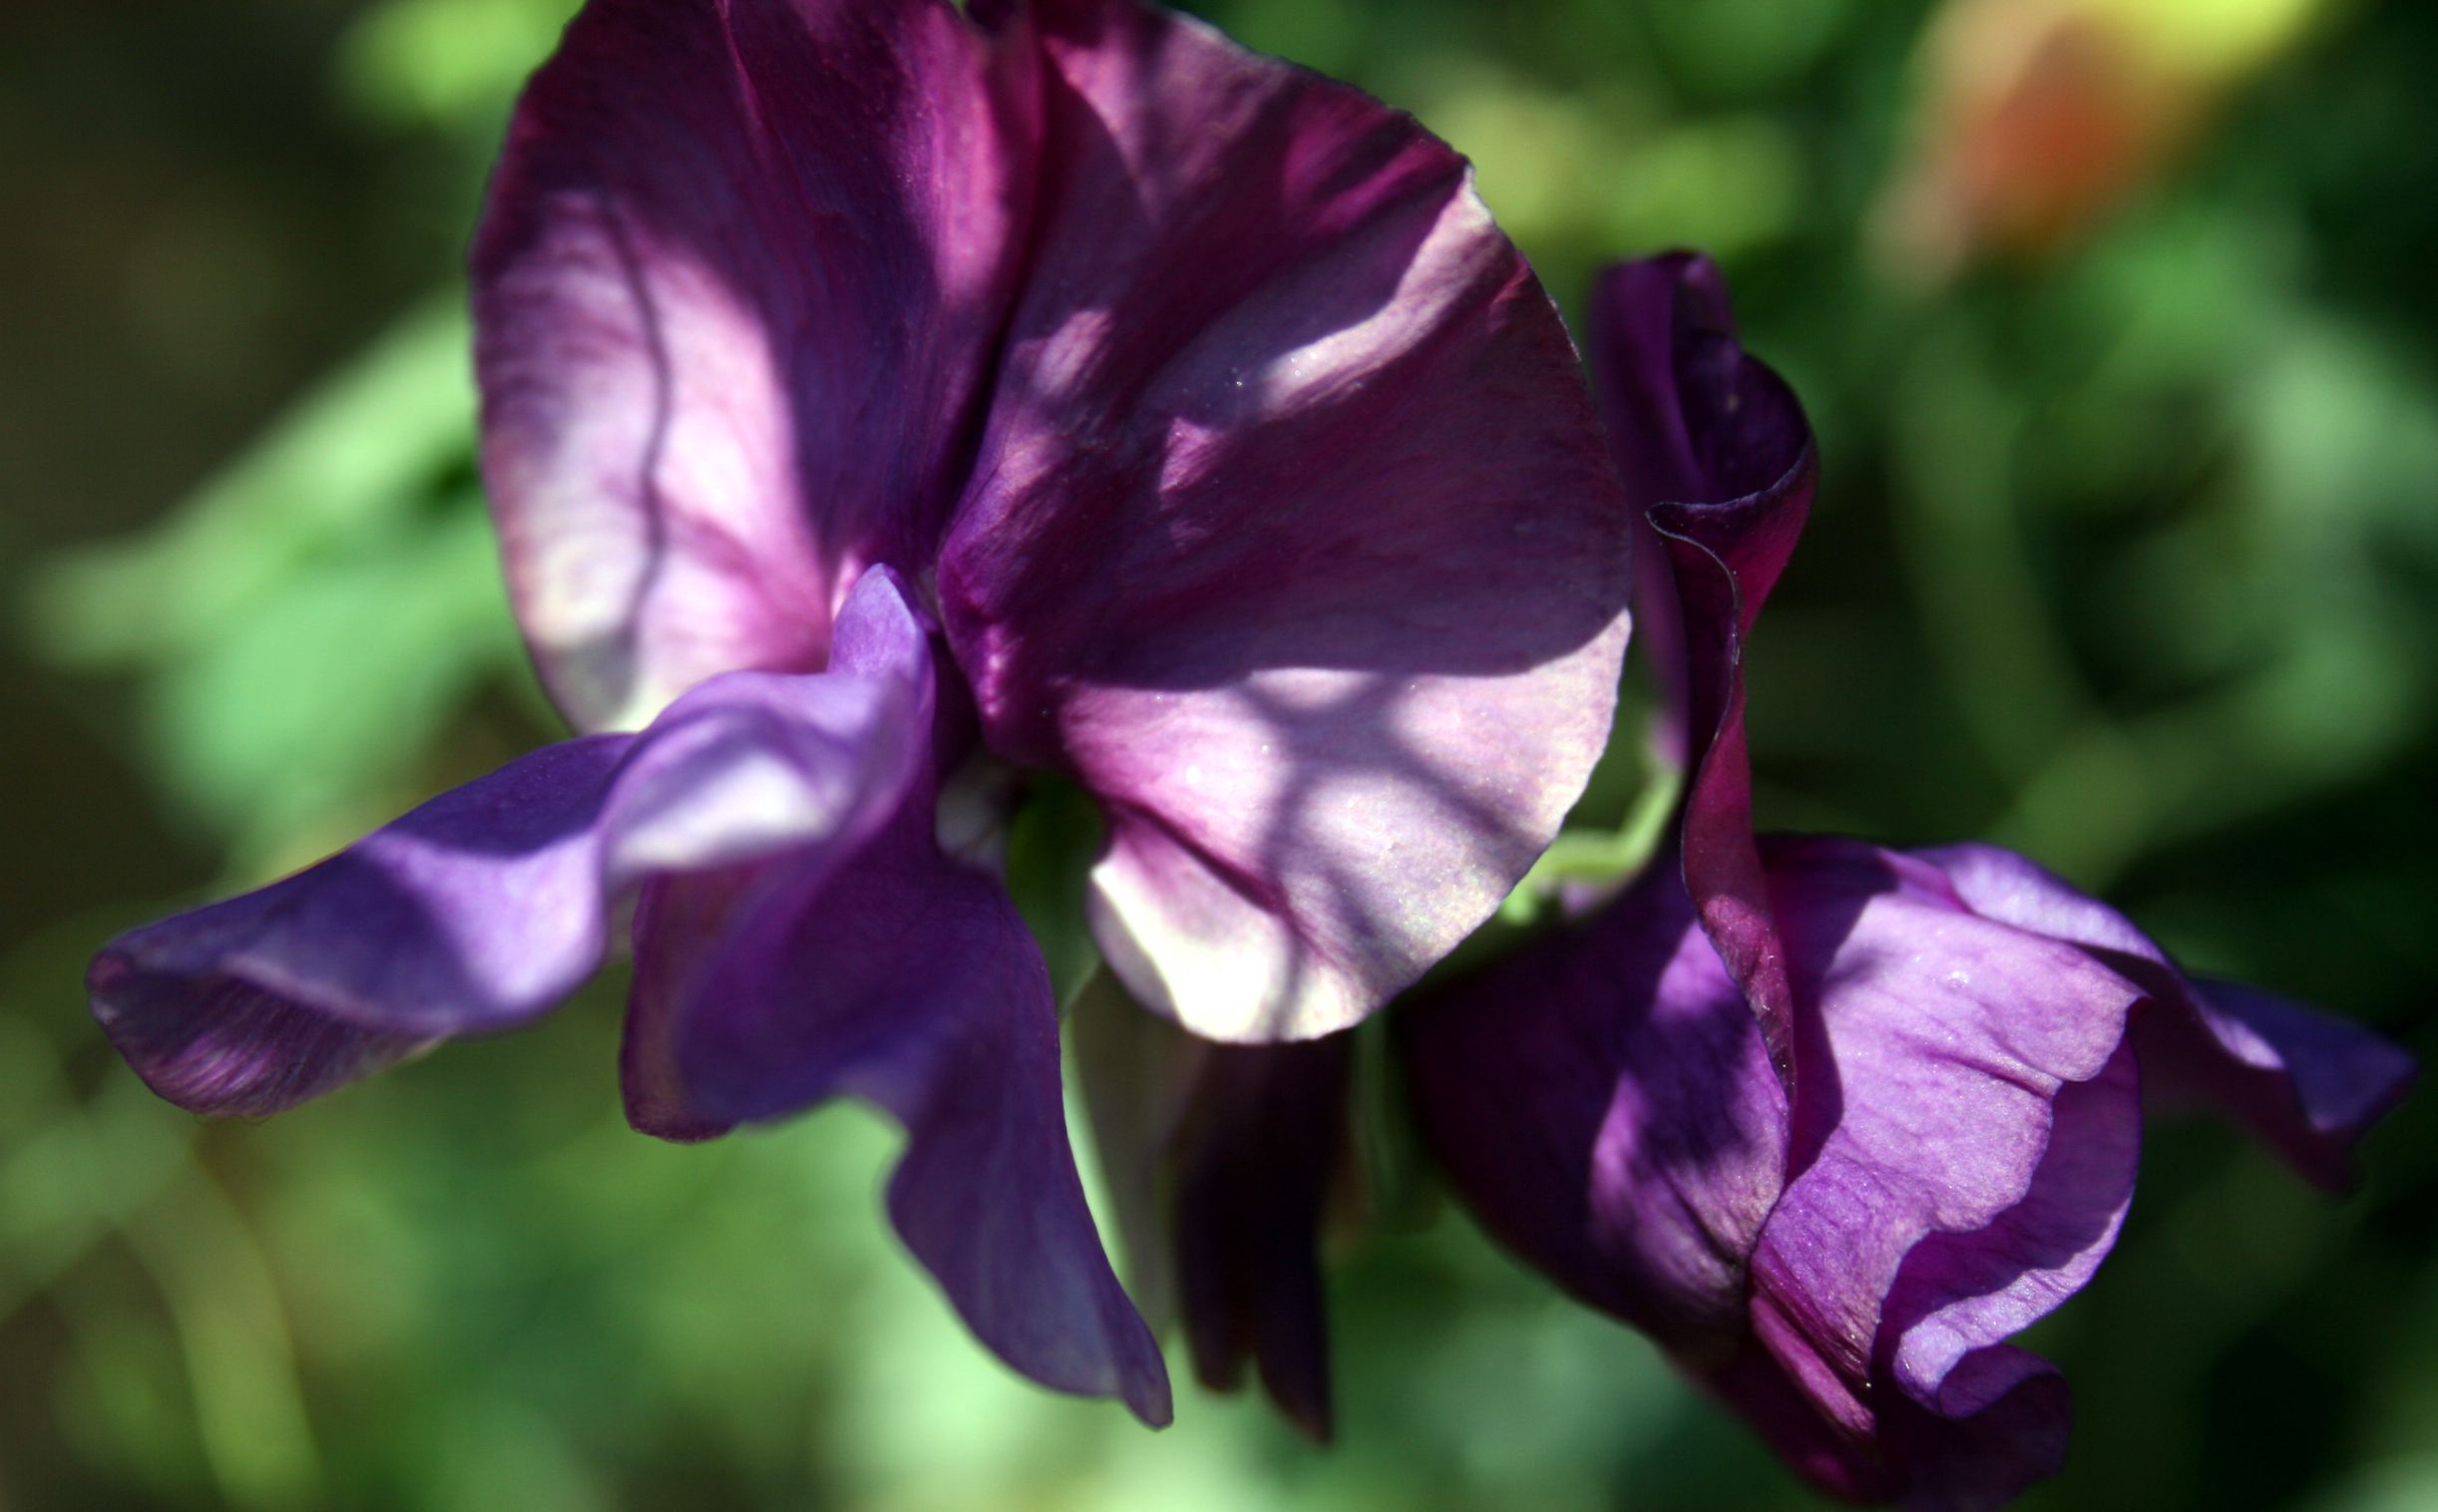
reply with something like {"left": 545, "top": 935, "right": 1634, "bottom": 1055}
{"left": 1715, "top": 840, "right": 2142, "bottom": 1509}
{"left": 474, "top": 0, "right": 1028, "bottom": 730}
{"left": 1878, "top": 1346, "right": 2072, "bottom": 1512}
{"left": 1918, "top": 842, "right": 2415, "bottom": 1189}
{"left": 938, "top": 0, "right": 1632, "bottom": 1042}
{"left": 1448, "top": 251, "right": 2410, "bottom": 1507}
{"left": 1749, "top": 838, "right": 2139, "bottom": 1385}
{"left": 1707, "top": 1331, "right": 2071, "bottom": 1512}
{"left": 1879, "top": 1049, "right": 2137, "bottom": 1408}
{"left": 1402, "top": 837, "right": 2144, "bottom": 1510}
{"left": 1398, "top": 862, "right": 1785, "bottom": 1348}
{"left": 91, "top": 570, "right": 935, "bottom": 1116}
{"left": 636, "top": 809, "right": 1171, "bottom": 1423}
{"left": 1588, "top": 253, "right": 1817, "bottom": 1075}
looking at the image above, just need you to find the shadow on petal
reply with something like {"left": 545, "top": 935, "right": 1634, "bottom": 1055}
{"left": 639, "top": 803, "right": 1171, "bottom": 1423}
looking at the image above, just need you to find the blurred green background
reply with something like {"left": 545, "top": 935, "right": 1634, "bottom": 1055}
{"left": 2, "top": 0, "right": 2432, "bottom": 1507}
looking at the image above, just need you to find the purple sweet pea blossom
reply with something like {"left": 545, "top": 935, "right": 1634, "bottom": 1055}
{"left": 91, "top": 0, "right": 1636, "bottom": 1422}
{"left": 1399, "top": 253, "right": 2413, "bottom": 1508}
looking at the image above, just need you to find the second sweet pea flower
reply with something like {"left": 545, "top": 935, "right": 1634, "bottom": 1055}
{"left": 1400, "top": 254, "right": 2412, "bottom": 1507}
{"left": 88, "top": 0, "right": 1634, "bottom": 1423}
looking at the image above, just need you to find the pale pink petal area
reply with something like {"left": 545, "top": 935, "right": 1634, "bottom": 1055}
{"left": 939, "top": 0, "right": 1632, "bottom": 1041}
{"left": 474, "top": 0, "right": 1030, "bottom": 730}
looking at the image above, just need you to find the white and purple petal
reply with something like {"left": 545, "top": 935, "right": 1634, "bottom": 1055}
{"left": 473, "top": 0, "right": 1030, "bottom": 730}
{"left": 937, "top": 0, "right": 1633, "bottom": 1042}
{"left": 477, "top": 0, "right": 1634, "bottom": 1039}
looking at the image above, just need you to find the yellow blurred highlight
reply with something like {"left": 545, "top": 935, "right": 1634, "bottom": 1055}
{"left": 1874, "top": 0, "right": 2340, "bottom": 280}
{"left": 2088, "top": 0, "right": 2326, "bottom": 78}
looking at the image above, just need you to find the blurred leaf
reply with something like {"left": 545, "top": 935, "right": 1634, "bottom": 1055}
{"left": 1404, "top": 61, "right": 1801, "bottom": 273}
{"left": 2312, "top": 1457, "right": 2438, "bottom": 1512}
{"left": 150, "top": 495, "right": 521, "bottom": 867}
{"left": 33, "top": 297, "right": 478, "bottom": 668}
{"left": 28, "top": 296, "right": 530, "bottom": 865}
{"left": 1206, "top": 0, "right": 1364, "bottom": 75}
{"left": 340, "top": 0, "right": 580, "bottom": 131}
{"left": 128, "top": 1177, "right": 324, "bottom": 1511}
{"left": 1643, "top": 0, "right": 1857, "bottom": 97}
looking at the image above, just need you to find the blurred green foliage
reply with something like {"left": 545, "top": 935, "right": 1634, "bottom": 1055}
{"left": 31, "top": 300, "right": 526, "bottom": 873}
{"left": 2, "top": 0, "right": 2432, "bottom": 1508}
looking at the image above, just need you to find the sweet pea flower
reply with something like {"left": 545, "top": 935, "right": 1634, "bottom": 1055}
{"left": 88, "top": 0, "right": 1636, "bottom": 1422}
{"left": 1399, "top": 254, "right": 2412, "bottom": 1507}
